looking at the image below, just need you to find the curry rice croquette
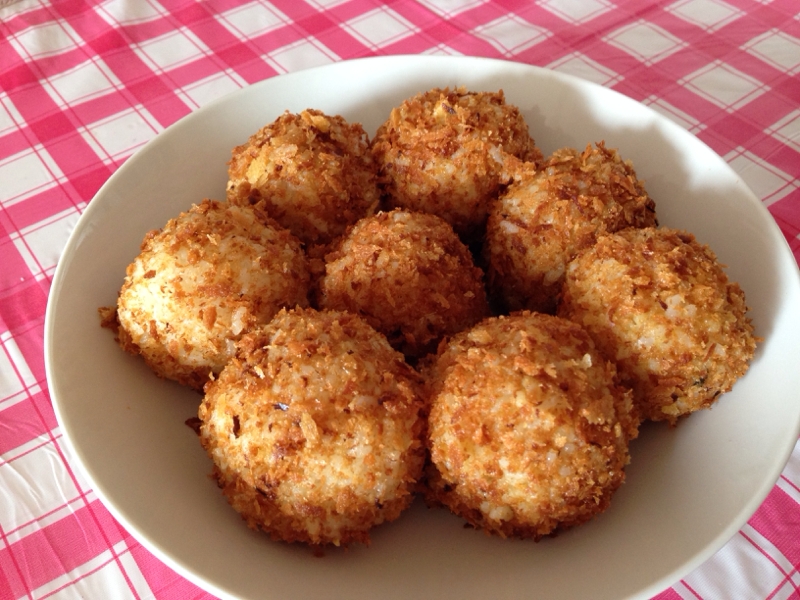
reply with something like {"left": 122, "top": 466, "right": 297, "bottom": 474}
{"left": 227, "top": 109, "right": 380, "bottom": 250}
{"left": 485, "top": 142, "right": 657, "bottom": 314}
{"left": 425, "top": 311, "right": 639, "bottom": 540}
{"left": 317, "top": 209, "right": 490, "bottom": 360}
{"left": 371, "top": 87, "right": 543, "bottom": 240}
{"left": 558, "top": 227, "right": 757, "bottom": 425}
{"left": 113, "top": 199, "right": 310, "bottom": 390}
{"left": 199, "top": 307, "right": 427, "bottom": 546}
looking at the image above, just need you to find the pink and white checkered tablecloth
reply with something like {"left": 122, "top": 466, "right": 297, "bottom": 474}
{"left": 1, "top": 0, "right": 799, "bottom": 598}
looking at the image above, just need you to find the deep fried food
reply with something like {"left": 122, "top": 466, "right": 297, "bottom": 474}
{"left": 317, "top": 209, "right": 490, "bottom": 360}
{"left": 558, "top": 227, "right": 757, "bottom": 424}
{"left": 371, "top": 87, "right": 543, "bottom": 240}
{"left": 114, "top": 199, "right": 310, "bottom": 390}
{"left": 485, "top": 142, "right": 657, "bottom": 314}
{"left": 227, "top": 109, "right": 380, "bottom": 251}
{"left": 425, "top": 311, "right": 638, "bottom": 540}
{"left": 198, "top": 307, "right": 426, "bottom": 546}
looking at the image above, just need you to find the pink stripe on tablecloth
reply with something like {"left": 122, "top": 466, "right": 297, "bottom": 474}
{"left": 0, "top": 500, "right": 125, "bottom": 593}
{"left": 0, "top": 397, "right": 49, "bottom": 456}
{"left": 750, "top": 487, "right": 800, "bottom": 567}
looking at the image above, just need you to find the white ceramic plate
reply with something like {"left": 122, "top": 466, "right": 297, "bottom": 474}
{"left": 45, "top": 56, "right": 800, "bottom": 600}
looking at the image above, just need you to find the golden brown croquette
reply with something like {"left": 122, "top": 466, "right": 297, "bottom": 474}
{"left": 557, "top": 227, "right": 758, "bottom": 425}
{"left": 227, "top": 109, "right": 380, "bottom": 251}
{"left": 317, "top": 209, "right": 490, "bottom": 360}
{"left": 485, "top": 142, "right": 657, "bottom": 314}
{"left": 425, "top": 311, "right": 638, "bottom": 540}
{"left": 101, "top": 88, "right": 764, "bottom": 550}
{"left": 114, "top": 199, "right": 310, "bottom": 390}
{"left": 198, "top": 307, "right": 426, "bottom": 546}
{"left": 371, "top": 87, "right": 543, "bottom": 240}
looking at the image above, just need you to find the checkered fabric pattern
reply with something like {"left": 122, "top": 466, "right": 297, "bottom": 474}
{"left": 1, "top": 0, "right": 799, "bottom": 598}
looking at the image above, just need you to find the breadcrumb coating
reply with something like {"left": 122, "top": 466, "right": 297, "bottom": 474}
{"left": 227, "top": 109, "right": 380, "bottom": 251}
{"left": 371, "top": 87, "right": 543, "bottom": 240}
{"left": 198, "top": 307, "right": 426, "bottom": 546}
{"left": 425, "top": 311, "right": 638, "bottom": 540}
{"left": 114, "top": 199, "right": 310, "bottom": 390}
{"left": 485, "top": 142, "right": 657, "bottom": 314}
{"left": 102, "top": 88, "right": 763, "bottom": 549}
{"left": 317, "top": 209, "right": 490, "bottom": 360}
{"left": 558, "top": 227, "right": 757, "bottom": 425}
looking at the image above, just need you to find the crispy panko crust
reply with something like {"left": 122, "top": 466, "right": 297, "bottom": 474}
{"left": 424, "top": 311, "right": 638, "bottom": 540}
{"left": 371, "top": 87, "right": 543, "bottom": 240}
{"left": 317, "top": 209, "right": 490, "bottom": 360}
{"left": 198, "top": 307, "right": 427, "bottom": 547}
{"left": 113, "top": 199, "right": 310, "bottom": 390}
{"left": 227, "top": 109, "right": 380, "bottom": 251}
{"left": 558, "top": 227, "right": 758, "bottom": 425}
{"left": 485, "top": 142, "right": 658, "bottom": 314}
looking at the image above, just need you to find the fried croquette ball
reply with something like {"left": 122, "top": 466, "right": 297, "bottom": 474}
{"left": 198, "top": 307, "right": 426, "bottom": 546}
{"left": 371, "top": 87, "right": 543, "bottom": 239}
{"left": 114, "top": 199, "right": 310, "bottom": 390}
{"left": 317, "top": 209, "right": 490, "bottom": 360}
{"left": 485, "top": 142, "right": 657, "bottom": 314}
{"left": 425, "top": 311, "right": 638, "bottom": 540}
{"left": 227, "top": 109, "right": 380, "bottom": 250}
{"left": 557, "top": 227, "right": 757, "bottom": 425}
